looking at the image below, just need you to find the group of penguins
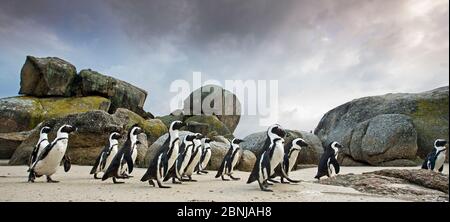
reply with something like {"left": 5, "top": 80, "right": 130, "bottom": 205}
{"left": 27, "top": 120, "right": 448, "bottom": 192}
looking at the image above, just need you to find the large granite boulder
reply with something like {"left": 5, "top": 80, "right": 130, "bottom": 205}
{"left": 315, "top": 86, "right": 449, "bottom": 164}
{"left": 79, "top": 69, "right": 148, "bottom": 115}
{"left": 19, "top": 56, "right": 77, "bottom": 97}
{"left": 240, "top": 129, "right": 324, "bottom": 166}
{"left": 184, "top": 115, "right": 232, "bottom": 138}
{"left": 9, "top": 109, "right": 165, "bottom": 166}
{"left": 183, "top": 85, "right": 241, "bottom": 133}
{"left": 340, "top": 114, "right": 418, "bottom": 165}
{"left": 0, "top": 96, "right": 111, "bottom": 133}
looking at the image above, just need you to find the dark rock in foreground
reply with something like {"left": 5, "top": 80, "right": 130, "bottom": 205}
{"left": 318, "top": 169, "right": 448, "bottom": 202}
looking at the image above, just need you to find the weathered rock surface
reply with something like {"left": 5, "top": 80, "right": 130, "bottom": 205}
{"left": 185, "top": 115, "right": 232, "bottom": 138}
{"left": 318, "top": 170, "right": 448, "bottom": 202}
{"left": 0, "top": 131, "right": 30, "bottom": 159}
{"left": 315, "top": 86, "right": 449, "bottom": 164}
{"left": 240, "top": 130, "right": 324, "bottom": 165}
{"left": 183, "top": 85, "right": 241, "bottom": 133}
{"left": 79, "top": 69, "right": 148, "bottom": 114}
{"left": 0, "top": 96, "right": 110, "bottom": 133}
{"left": 19, "top": 56, "right": 77, "bottom": 97}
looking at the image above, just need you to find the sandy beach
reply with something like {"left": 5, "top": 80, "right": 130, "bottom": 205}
{"left": 0, "top": 164, "right": 447, "bottom": 202}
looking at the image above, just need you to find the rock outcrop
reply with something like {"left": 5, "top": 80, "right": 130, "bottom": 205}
{"left": 0, "top": 96, "right": 111, "bottom": 133}
{"left": 240, "top": 129, "right": 324, "bottom": 166}
{"left": 315, "top": 86, "right": 449, "bottom": 165}
{"left": 79, "top": 69, "right": 148, "bottom": 115}
{"left": 19, "top": 56, "right": 77, "bottom": 97}
{"left": 183, "top": 85, "right": 241, "bottom": 133}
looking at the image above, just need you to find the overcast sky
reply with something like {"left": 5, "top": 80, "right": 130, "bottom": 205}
{"left": 0, "top": 0, "right": 448, "bottom": 137}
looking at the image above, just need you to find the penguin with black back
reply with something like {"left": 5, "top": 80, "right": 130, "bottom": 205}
{"left": 141, "top": 121, "right": 185, "bottom": 188}
{"left": 422, "top": 139, "right": 447, "bottom": 173}
{"left": 314, "top": 141, "right": 343, "bottom": 180}
{"left": 247, "top": 124, "right": 287, "bottom": 192}
{"left": 90, "top": 132, "right": 121, "bottom": 179}
{"left": 215, "top": 138, "right": 245, "bottom": 181}
{"left": 28, "top": 124, "right": 76, "bottom": 183}
{"left": 102, "top": 124, "right": 142, "bottom": 184}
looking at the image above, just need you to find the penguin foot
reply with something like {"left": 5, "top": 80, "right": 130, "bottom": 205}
{"left": 281, "top": 181, "right": 290, "bottom": 184}
{"left": 229, "top": 175, "right": 240, "bottom": 181}
{"left": 46, "top": 176, "right": 59, "bottom": 183}
{"left": 113, "top": 177, "right": 124, "bottom": 184}
{"left": 261, "top": 187, "right": 273, "bottom": 192}
{"left": 172, "top": 178, "right": 182, "bottom": 184}
{"left": 265, "top": 181, "right": 274, "bottom": 186}
{"left": 221, "top": 176, "right": 230, "bottom": 181}
{"left": 268, "top": 179, "right": 279, "bottom": 184}
{"left": 157, "top": 181, "right": 171, "bottom": 188}
{"left": 94, "top": 173, "right": 101, "bottom": 179}
{"left": 148, "top": 180, "right": 156, "bottom": 187}
{"left": 201, "top": 170, "right": 208, "bottom": 174}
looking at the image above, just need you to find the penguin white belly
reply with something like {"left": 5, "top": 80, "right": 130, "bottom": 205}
{"left": 269, "top": 142, "right": 284, "bottom": 175}
{"left": 327, "top": 158, "right": 336, "bottom": 177}
{"left": 179, "top": 150, "right": 192, "bottom": 175}
{"left": 167, "top": 144, "right": 179, "bottom": 170}
{"left": 119, "top": 155, "right": 127, "bottom": 175}
{"left": 201, "top": 150, "right": 211, "bottom": 169}
{"left": 434, "top": 153, "right": 446, "bottom": 172}
{"left": 230, "top": 151, "right": 240, "bottom": 173}
{"left": 185, "top": 150, "right": 202, "bottom": 175}
{"left": 131, "top": 147, "right": 137, "bottom": 164}
{"left": 36, "top": 141, "right": 49, "bottom": 158}
{"left": 97, "top": 155, "right": 105, "bottom": 172}
{"left": 103, "top": 148, "right": 117, "bottom": 173}
{"left": 288, "top": 151, "right": 299, "bottom": 173}
{"left": 34, "top": 142, "right": 67, "bottom": 176}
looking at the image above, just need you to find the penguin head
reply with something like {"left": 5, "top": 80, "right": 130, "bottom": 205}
{"left": 110, "top": 132, "right": 121, "bottom": 140}
{"left": 59, "top": 125, "right": 76, "bottom": 134}
{"left": 435, "top": 139, "right": 448, "bottom": 150}
{"left": 232, "top": 138, "right": 245, "bottom": 145}
{"left": 292, "top": 138, "right": 308, "bottom": 150}
{"left": 129, "top": 125, "right": 143, "bottom": 136}
{"left": 202, "top": 138, "right": 212, "bottom": 149}
{"left": 329, "top": 141, "right": 343, "bottom": 153}
{"left": 170, "top": 121, "right": 186, "bottom": 131}
{"left": 267, "top": 124, "right": 286, "bottom": 139}
{"left": 185, "top": 134, "right": 197, "bottom": 142}
{"left": 40, "top": 126, "right": 51, "bottom": 134}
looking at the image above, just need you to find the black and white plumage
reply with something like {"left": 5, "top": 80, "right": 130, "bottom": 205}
{"left": 28, "top": 126, "right": 51, "bottom": 169}
{"left": 196, "top": 138, "right": 212, "bottom": 174}
{"left": 422, "top": 139, "right": 447, "bottom": 173}
{"left": 163, "top": 133, "right": 202, "bottom": 184}
{"left": 102, "top": 125, "right": 142, "bottom": 184}
{"left": 270, "top": 138, "right": 309, "bottom": 184}
{"left": 90, "top": 132, "right": 121, "bottom": 179}
{"left": 28, "top": 125, "right": 76, "bottom": 183}
{"left": 183, "top": 133, "right": 205, "bottom": 181}
{"left": 314, "top": 141, "right": 343, "bottom": 180}
{"left": 141, "top": 121, "right": 185, "bottom": 188}
{"left": 216, "top": 138, "right": 245, "bottom": 181}
{"left": 247, "top": 124, "right": 287, "bottom": 192}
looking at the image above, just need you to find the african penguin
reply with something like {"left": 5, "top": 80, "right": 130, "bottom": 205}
{"left": 247, "top": 124, "right": 287, "bottom": 192}
{"left": 163, "top": 133, "right": 202, "bottom": 184}
{"left": 28, "top": 124, "right": 76, "bottom": 183}
{"left": 216, "top": 138, "right": 245, "bottom": 181}
{"left": 196, "top": 138, "right": 212, "bottom": 174}
{"left": 28, "top": 126, "right": 51, "bottom": 170}
{"left": 141, "top": 120, "right": 185, "bottom": 188}
{"left": 269, "top": 138, "right": 309, "bottom": 184}
{"left": 314, "top": 141, "right": 343, "bottom": 180}
{"left": 422, "top": 139, "right": 447, "bottom": 173}
{"left": 90, "top": 132, "right": 121, "bottom": 179}
{"left": 102, "top": 125, "right": 142, "bottom": 184}
{"left": 183, "top": 133, "right": 205, "bottom": 181}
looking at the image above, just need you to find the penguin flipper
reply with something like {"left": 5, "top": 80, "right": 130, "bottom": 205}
{"left": 90, "top": 153, "right": 103, "bottom": 174}
{"left": 438, "top": 164, "right": 444, "bottom": 173}
{"left": 124, "top": 152, "right": 134, "bottom": 174}
{"left": 215, "top": 158, "right": 226, "bottom": 178}
{"left": 330, "top": 156, "right": 340, "bottom": 174}
{"left": 63, "top": 155, "right": 71, "bottom": 172}
{"left": 247, "top": 153, "right": 264, "bottom": 184}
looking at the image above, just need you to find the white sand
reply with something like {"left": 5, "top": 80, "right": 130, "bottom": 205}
{"left": 0, "top": 164, "right": 447, "bottom": 202}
